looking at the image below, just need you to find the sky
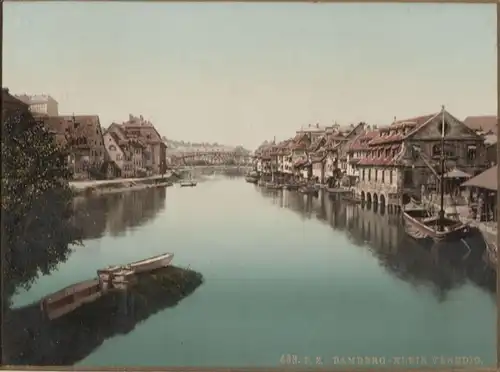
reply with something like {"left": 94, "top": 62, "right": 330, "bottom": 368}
{"left": 3, "top": 2, "right": 497, "bottom": 149}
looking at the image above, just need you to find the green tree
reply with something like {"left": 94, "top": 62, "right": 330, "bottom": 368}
{"left": 2, "top": 106, "right": 81, "bottom": 308}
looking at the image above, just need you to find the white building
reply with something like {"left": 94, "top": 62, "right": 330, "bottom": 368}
{"left": 15, "top": 94, "right": 59, "bottom": 116}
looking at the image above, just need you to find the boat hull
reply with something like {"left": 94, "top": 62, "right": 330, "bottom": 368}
{"left": 298, "top": 187, "right": 319, "bottom": 197}
{"left": 265, "top": 183, "right": 282, "bottom": 190}
{"left": 127, "top": 253, "right": 174, "bottom": 274}
{"left": 180, "top": 182, "right": 197, "bottom": 187}
{"left": 402, "top": 212, "right": 472, "bottom": 243}
{"left": 41, "top": 279, "right": 102, "bottom": 320}
{"left": 245, "top": 176, "right": 258, "bottom": 184}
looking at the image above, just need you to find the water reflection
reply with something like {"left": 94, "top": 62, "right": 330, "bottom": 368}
{"left": 71, "top": 187, "right": 167, "bottom": 240}
{"left": 4, "top": 267, "right": 203, "bottom": 366}
{"left": 257, "top": 188, "right": 496, "bottom": 300}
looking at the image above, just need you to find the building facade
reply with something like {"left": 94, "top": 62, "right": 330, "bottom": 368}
{"left": 354, "top": 110, "right": 488, "bottom": 207}
{"left": 40, "top": 115, "right": 106, "bottom": 179}
{"left": 15, "top": 94, "right": 59, "bottom": 116}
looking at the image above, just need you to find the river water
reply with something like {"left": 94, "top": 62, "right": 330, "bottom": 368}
{"left": 12, "top": 175, "right": 496, "bottom": 367}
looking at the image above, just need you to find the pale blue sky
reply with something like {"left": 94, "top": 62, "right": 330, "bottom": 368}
{"left": 3, "top": 2, "right": 497, "bottom": 149}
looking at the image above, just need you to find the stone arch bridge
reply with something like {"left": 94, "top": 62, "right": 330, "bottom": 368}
{"left": 169, "top": 150, "right": 253, "bottom": 167}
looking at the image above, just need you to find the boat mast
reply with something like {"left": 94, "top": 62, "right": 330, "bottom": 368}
{"left": 438, "top": 105, "right": 446, "bottom": 231}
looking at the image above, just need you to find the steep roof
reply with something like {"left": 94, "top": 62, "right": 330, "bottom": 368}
{"left": 39, "top": 115, "right": 103, "bottom": 148}
{"left": 369, "top": 113, "right": 437, "bottom": 145}
{"left": 461, "top": 165, "right": 497, "bottom": 191}
{"left": 464, "top": 115, "right": 497, "bottom": 134}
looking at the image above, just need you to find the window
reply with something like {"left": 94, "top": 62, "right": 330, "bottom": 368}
{"left": 432, "top": 144, "right": 454, "bottom": 157}
{"left": 109, "top": 145, "right": 116, "bottom": 151}
{"left": 375, "top": 168, "right": 378, "bottom": 182}
{"left": 467, "top": 145, "right": 477, "bottom": 161}
{"left": 368, "top": 169, "right": 371, "bottom": 181}
{"left": 381, "top": 170, "right": 385, "bottom": 183}
{"left": 389, "top": 170, "right": 393, "bottom": 184}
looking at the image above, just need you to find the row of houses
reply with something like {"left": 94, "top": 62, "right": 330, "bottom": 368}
{"left": 3, "top": 88, "right": 167, "bottom": 180}
{"left": 253, "top": 109, "right": 495, "bottom": 207}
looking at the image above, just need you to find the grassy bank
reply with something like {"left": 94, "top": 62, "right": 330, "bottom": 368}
{"left": 4, "top": 265, "right": 204, "bottom": 366}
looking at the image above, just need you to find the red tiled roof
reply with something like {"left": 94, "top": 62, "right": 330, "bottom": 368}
{"left": 349, "top": 130, "right": 379, "bottom": 151}
{"left": 293, "top": 158, "right": 308, "bottom": 167}
{"left": 357, "top": 144, "right": 403, "bottom": 166}
{"left": 369, "top": 114, "right": 436, "bottom": 145}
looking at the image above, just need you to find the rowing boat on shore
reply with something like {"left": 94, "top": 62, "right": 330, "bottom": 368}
{"left": 98, "top": 252, "right": 174, "bottom": 280}
{"left": 126, "top": 252, "right": 174, "bottom": 273}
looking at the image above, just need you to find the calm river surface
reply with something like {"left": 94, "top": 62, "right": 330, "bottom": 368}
{"left": 13, "top": 175, "right": 496, "bottom": 367}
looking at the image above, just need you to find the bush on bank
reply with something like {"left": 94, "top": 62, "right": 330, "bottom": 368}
{"left": 1, "top": 107, "right": 80, "bottom": 307}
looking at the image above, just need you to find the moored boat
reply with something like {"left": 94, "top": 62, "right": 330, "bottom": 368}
{"left": 402, "top": 106, "right": 473, "bottom": 244}
{"left": 245, "top": 175, "right": 259, "bottom": 184}
{"left": 284, "top": 183, "right": 300, "bottom": 191}
{"left": 266, "top": 183, "right": 283, "bottom": 190}
{"left": 180, "top": 180, "right": 197, "bottom": 187}
{"left": 402, "top": 205, "right": 471, "bottom": 243}
{"left": 40, "top": 279, "right": 102, "bottom": 320}
{"left": 299, "top": 184, "right": 320, "bottom": 196}
{"left": 124, "top": 252, "right": 175, "bottom": 274}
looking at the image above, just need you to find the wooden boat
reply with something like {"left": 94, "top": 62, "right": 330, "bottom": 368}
{"left": 98, "top": 252, "right": 174, "bottom": 281}
{"left": 180, "top": 180, "right": 197, "bottom": 187}
{"left": 266, "top": 183, "right": 282, "bottom": 190}
{"left": 124, "top": 252, "right": 174, "bottom": 274}
{"left": 402, "top": 205, "right": 471, "bottom": 242}
{"left": 299, "top": 185, "right": 320, "bottom": 196}
{"left": 40, "top": 279, "right": 102, "bottom": 320}
{"left": 245, "top": 176, "right": 259, "bottom": 184}
{"left": 283, "top": 184, "right": 300, "bottom": 191}
{"left": 111, "top": 269, "right": 137, "bottom": 290}
{"left": 402, "top": 107, "right": 473, "bottom": 244}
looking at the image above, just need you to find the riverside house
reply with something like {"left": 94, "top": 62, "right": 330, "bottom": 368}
{"left": 107, "top": 114, "right": 167, "bottom": 176}
{"left": 354, "top": 109, "right": 488, "bottom": 208}
{"left": 105, "top": 123, "right": 147, "bottom": 178}
{"left": 39, "top": 114, "right": 106, "bottom": 180}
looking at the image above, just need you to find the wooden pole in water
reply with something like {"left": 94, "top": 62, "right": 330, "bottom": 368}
{"left": 496, "top": 6, "right": 500, "bottom": 366}
{"left": 438, "top": 106, "right": 446, "bottom": 232}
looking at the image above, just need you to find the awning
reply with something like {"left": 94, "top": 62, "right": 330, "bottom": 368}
{"left": 444, "top": 168, "right": 471, "bottom": 179}
{"left": 461, "top": 165, "right": 497, "bottom": 191}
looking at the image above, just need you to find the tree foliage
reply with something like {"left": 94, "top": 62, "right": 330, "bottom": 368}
{"left": 2, "top": 108, "right": 81, "bottom": 307}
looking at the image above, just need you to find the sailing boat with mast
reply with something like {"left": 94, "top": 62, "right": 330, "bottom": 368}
{"left": 402, "top": 106, "right": 472, "bottom": 243}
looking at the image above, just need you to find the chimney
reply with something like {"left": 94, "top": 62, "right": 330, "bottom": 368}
{"left": 373, "top": 125, "right": 378, "bottom": 130}
{"left": 316, "top": 123, "right": 319, "bottom": 128}
{"left": 129, "top": 114, "right": 133, "bottom": 121}
{"left": 140, "top": 115, "right": 143, "bottom": 121}
{"left": 393, "top": 116, "right": 397, "bottom": 123}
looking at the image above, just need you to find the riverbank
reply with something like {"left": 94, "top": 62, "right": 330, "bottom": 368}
{"left": 4, "top": 265, "right": 204, "bottom": 366}
{"left": 71, "top": 174, "right": 176, "bottom": 197}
